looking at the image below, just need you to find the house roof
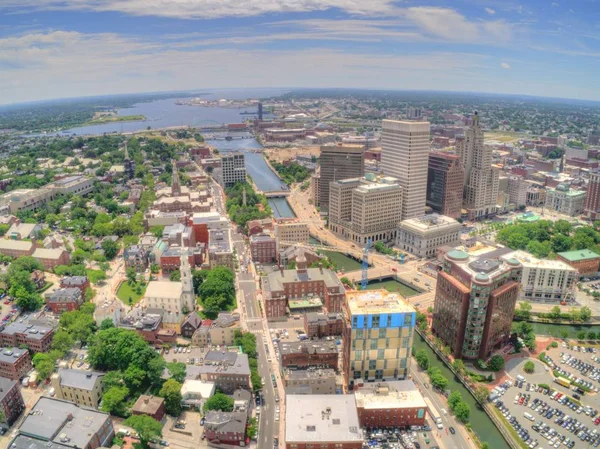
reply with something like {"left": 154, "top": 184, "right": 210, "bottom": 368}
{"left": 182, "top": 312, "right": 202, "bottom": 330}
{"left": 32, "top": 248, "right": 66, "bottom": 260}
{"left": 204, "top": 411, "right": 247, "bottom": 436}
{"left": 132, "top": 395, "right": 164, "bottom": 415}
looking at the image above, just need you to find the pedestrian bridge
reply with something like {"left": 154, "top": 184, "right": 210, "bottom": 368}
{"left": 264, "top": 191, "right": 290, "bottom": 198}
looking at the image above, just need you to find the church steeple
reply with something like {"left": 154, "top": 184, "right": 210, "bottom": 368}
{"left": 180, "top": 251, "right": 195, "bottom": 314}
{"left": 171, "top": 160, "right": 181, "bottom": 196}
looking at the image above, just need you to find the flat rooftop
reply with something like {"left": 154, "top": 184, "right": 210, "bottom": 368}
{"left": 279, "top": 340, "right": 338, "bottom": 356}
{"left": 354, "top": 380, "right": 427, "bottom": 410}
{"left": 0, "top": 347, "right": 27, "bottom": 364}
{"left": 145, "top": 281, "right": 183, "bottom": 299}
{"left": 558, "top": 249, "right": 600, "bottom": 262}
{"left": 399, "top": 214, "right": 460, "bottom": 232}
{"left": 501, "top": 250, "right": 576, "bottom": 271}
{"left": 346, "top": 289, "right": 415, "bottom": 316}
{"left": 285, "top": 395, "right": 362, "bottom": 443}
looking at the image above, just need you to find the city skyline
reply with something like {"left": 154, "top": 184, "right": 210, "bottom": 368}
{"left": 2, "top": 0, "right": 600, "bottom": 104}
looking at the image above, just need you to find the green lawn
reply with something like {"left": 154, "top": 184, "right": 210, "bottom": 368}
{"left": 116, "top": 281, "right": 146, "bottom": 305}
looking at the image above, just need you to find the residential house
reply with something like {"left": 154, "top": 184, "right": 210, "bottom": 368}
{"left": 45, "top": 288, "right": 83, "bottom": 314}
{"left": 203, "top": 411, "right": 247, "bottom": 446}
{"left": 51, "top": 369, "right": 105, "bottom": 409}
{"left": 131, "top": 395, "right": 165, "bottom": 422}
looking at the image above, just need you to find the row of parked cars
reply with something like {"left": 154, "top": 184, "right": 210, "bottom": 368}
{"left": 495, "top": 400, "right": 540, "bottom": 448}
{"left": 543, "top": 354, "right": 599, "bottom": 393}
{"left": 560, "top": 352, "right": 600, "bottom": 385}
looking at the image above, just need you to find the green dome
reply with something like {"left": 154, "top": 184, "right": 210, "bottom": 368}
{"left": 447, "top": 249, "right": 469, "bottom": 261}
{"left": 476, "top": 273, "right": 490, "bottom": 282}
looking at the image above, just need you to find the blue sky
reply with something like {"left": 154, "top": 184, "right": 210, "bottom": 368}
{"left": 1, "top": 0, "right": 600, "bottom": 105}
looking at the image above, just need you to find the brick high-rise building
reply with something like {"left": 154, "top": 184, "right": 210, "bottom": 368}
{"left": 456, "top": 112, "right": 499, "bottom": 220}
{"left": 585, "top": 169, "right": 600, "bottom": 220}
{"left": 381, "top": 120, "right": 430, "bottom": 220}
{"left": 432, "top": 249, "right": 521, "bottom": 360}
{"left": 426, "top": 151, "right": 464, "bottom": 219}
{"left": 318, "top": 144, "right": 365, "bottom": 211}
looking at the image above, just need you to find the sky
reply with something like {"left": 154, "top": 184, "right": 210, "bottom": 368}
{"left": 1, "top": 0, "right": 600, "bottom": 105}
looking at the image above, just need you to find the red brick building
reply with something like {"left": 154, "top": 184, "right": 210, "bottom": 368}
{"left": 0, "top": 347, "right": 32, "bottom": 380}
{"left": 46, "top": 288, "right": 83, "bottom": 314}
{"left": 250, "top": 233, "right": 277, "bottom": 263}
{"left": 585, "top": 170, "right": 600, "bottom": 220}
{"left": 557, "top": 249, "right": 600, "bottom": 277}
{"left": 0, "top": 377, "right": 25, "bottom": 426}
{"left": 32, "top": 248, "right": 71, "bottom": 270}
{"left": 59, "top": 276, "right": 90, "bottom": 294}
{"left": 279, "top": 340, "right": 338, "bottom": 370}
{"left": 131, "top": 395, "right": 166, "bottom": 422}
{"left": 354, "top": 381, "right": 427, "bottom": 428}
{"left": 304, "top": 312, "right": 344, "bottom": 338}
{"left": 0, "top": 322, "right": 54, "bottom": 353}
{"left": 247, "top": 218, "right": 273, "bottom": 236}
{"left": 204, "top": 411, "right": 247, "bottom": 446}
{"left": 190, "top": 146, "right": 212, "bottom": 159}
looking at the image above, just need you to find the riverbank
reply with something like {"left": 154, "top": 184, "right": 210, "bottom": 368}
{"left": 262, "top": 155, "right": 284, "bottom": 182}
{"left": 86, "top": 114, "right": 146, "bottom": 125}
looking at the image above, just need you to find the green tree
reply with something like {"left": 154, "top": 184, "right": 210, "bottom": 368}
{"left": 454, "top": 401, "right": 471, "bottom": 423}
{"left": 204, "top": 392, "right": 234, "bottom": 412}
{"left": 126, "top": 268, "right": 137, "bottom": 284}
{"left": 560, "top": 330, "right": 569, "bottom": 339}
{"left": 474, "top": 385, "right": 490, "bottom": 403}
{"left": 103, "top": 370, "right": 125, "bottom": 390}
{"left": 100, "top": 318, "right": 115, "bottom": 330}
{"left": 588, "top": 331, "right": 597, "bottom": 340}
{"left": 123, "top": 415, "right": 162, "bottom": 448}
{"left": 9, "top": 256, "right": 44, "bottom": 273}
{"left": 149, "top": 225, "right": 165, "bottom": 238}
{"left": 87, "top": 269, "right": 107, "bottom": 284}
{"left": 448, "top": 391, "right": 462, "bottom": 410}
{"left": 452, "top": 359, "right": 466, "bottom": 375}
{"left": 169, "top": 270, "right": 181, "bottom": 282}
{"left": 159, "top": 378, "right": 183, "bottom": 416}
{"left": 516, "top": 301, "right": 532, "bottom": 320}
{"left": 549, "top": 306, "right": 562, "bottom": 320}
{"left": 415, "top": 349, "right": 429, "bottom": 370}
{"left": 524, "top": 361, "right": 535, "bottom": 374}
{"left": 247, "top": 417, "right": 258, "bottom": 440}
{"left": 52, "top": 329, "right": 74, "bottom": 353}
{"left": 340, "top": 277, "right": 352, "bottom": 288}
{"left": 488, "top": 355, "right": 505, "bottom": 372}
{"left": 580, "top": 306, "right": 592, "bottom": 322}
{"left": 32, "top": 353, "right": 56, "bottom": 380}
{"left": 577, "top": 330, "right": 587, "bottom": 340}
{"left": 166, "top": 362, "right": 187, "bottom": 384}
{"left": 551, "top": 234, "right": 572, "bottom": 253}
{"left": 101, "top": 386, "right": 130, "bottom": 417}
{"left": 101, "top": 239, "right": 119, "bottom": 259}
{"left": 124, "top": 365, "right": 146, "bottom": 391}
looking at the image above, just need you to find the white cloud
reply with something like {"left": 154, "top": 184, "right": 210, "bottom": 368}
{"left": 0, "top": 0, "right": 396, "bottom": 19}
{"left": 485, "top": 8, "right": 496, "bottom": 15}
{"left": 0, "top": 30, "right": 492, "bottom": 104}
{"left": 501, "top": 62, "right": 511, "bottom": 69}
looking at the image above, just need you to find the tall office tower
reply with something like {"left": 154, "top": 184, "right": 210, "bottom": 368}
{"left": 407, "top": 106, "right": 422, "bottom": 120}
{"left": 585, "top": 169, "right": 600, "bottom": 220}
{"left": 215, "top": 152, "right": 246, "bottom": 188}
{"left": 171, "top": 160, "right": 181, "bottom": 196}
{"left": 381, "top": 120, "right": 430, "bottom": 220}
{"left": 318, "top": 144, "right": 365, "bottom": 211}
{"left": 426, "top": 151, "right": 464, "bottom": 219}
{"left": 257, "top": 102, "right": 263, "bottom": 121}
{"left": 342, "top": 289, "right": 416, "bottom": 389}
{"left": 456, "top": 112, "right": 499, "bottom": 220}
{"left": 432, "top": 250, "right": 521, "bottom": 360}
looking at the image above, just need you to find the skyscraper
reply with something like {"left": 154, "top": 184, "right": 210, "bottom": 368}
{"left": 426, "top": 151, "right": 464, "bottom": 219}
{"left": 214, "top": 152, "right": 247, "bottom": 188}
{"left": 318, "top": 144, "right": 365, "bottom": 211}
{"left": 432, "top": 250, "right": 521, "bottom": 360}
{"left": 171, "top": 160, "right": 181, "bottom": 196}
{"left": 381, "top": 120, "right": 430, "bottom": 220}
{"left": 342, "top": 289, "right": 416, "bottom": 389}
{"left": 585, "top": 169, "right": 600, "bottom": 220}
{"left": 456, "top": 112, "right": 499, "bottom": 220}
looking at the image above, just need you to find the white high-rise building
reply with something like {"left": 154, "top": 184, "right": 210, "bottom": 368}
{"left": 381, "top": 120, "right": 430, "bottom": 220}
{"left": 456, "top": 112, "right": 499, "bottom": 220}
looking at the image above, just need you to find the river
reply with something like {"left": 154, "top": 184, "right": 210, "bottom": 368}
{"left": 413, "top": 334, "right": 510, "bottom": 449}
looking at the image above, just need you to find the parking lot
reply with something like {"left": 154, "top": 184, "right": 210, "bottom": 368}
{"left": 492, "top": 343, "right": 600, "bottom": 449}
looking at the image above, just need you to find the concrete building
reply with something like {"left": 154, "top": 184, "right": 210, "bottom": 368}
{"left": 14, "top": 397, "right": 114, "bottom": 449}
{"left": 185, "top": 351, "right": 250, "bottom": 393}
{"left": 354, "top": 380, "right": 427, "bottom": 428}
{"left": 214, "top": 153, "right": 246, "bottom": 188}
{"left": 508, "top": 175, "right": 528, "bottom": 208}
{"left": 318, "top": 144, "right": 365, "bottom": 211}
{"left": 432, "top": 250, "right": 521, "bottom": 360}
{"left": 119, "top": 309, "right": 177, "bottom": 345}
{"left": 0, "top": 377, "right": 25, "bottom": 427}
{"left": 284, "top": 368, "right": 337, "bottom": 395}
{"left": 274, "top": 219, "right": 309, "bottom": 251}
{"left": 456, "top": 113, "right": 499, "bottom": 220}
{"left": 342, "top": 290, "right": 416, "bottom": 389}
{"left": 131, "top": 395, "right": 165, "bottom": 422}
{"left": 262, "top": 254, "right": 345, "bottom": 319}
{"left": 250, "top": 233, "right": 277, "bottom": 263}
{"left": 426, "top": 151, "right": 464, "bottom": 219}
{"left": 381, "top": 120, "right": 430, "bottom": 220}
{"left": 328, "top": 174, "right": 402, "bottom": 244}
{"left": 500, "top": 250, "right": 577, "bottom": 303}
{"left": 51, "top": 369, "right": 105, "bottom": 409}
{"left": 285, "top": 395, "right": 363, "bottom": 449}
{"left": 142, "top": 281, "right": 185, "bottom": 332}
{"left": 585, "top": 169, "right": 600, "bottom": 219}
{"left": 397, "top": 214, "right": 461, "bottom": 258}
{"left": 0, "top": 347, "right": 32, "bottom": 380}
{"left": 181, "top": 379, "right": 215, "bottom": 410}
{"left": 311, "top": 173, "right": 320, "bottom": 207}
{"left": 208, "top": 228, "right": 235, "bottom": 270}
{"left": 279, "top": 339, "right": 339, "bottom": 371}
{"left": 557, "top": 249, "right": 600, "bottom": 277}
{"left": 545, "top": 184, "right": 586, "bottom": 216}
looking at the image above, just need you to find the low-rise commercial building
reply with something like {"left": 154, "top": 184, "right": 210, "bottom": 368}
{"left": 304, "top": 312, "right": 344, "bottom": 338}
{"left": 191, "top": 313, "right": 240, "bottom": 347}
{"left": 0, "top": 347, "right": 32, "bottom": 380}
{"left": 284, "top": 368, "right": 337, "bottom": 395}
{"left": 181, "top": 379, "right": 215, "bottom": 410}
{"left": 0, "top": 377, "right": 25, "bottom": 427}
{"left": 0, "top": 321, "right": 54, "bottom": 353}
{"left": 354, "top": 380, "right": 427, "bottom": 428}
{"left": 208, "top": 228, "right": 234, "bottom": 270}
{"left": 557, "top": 249, "right": 600, "bottom": 278}
{"left": 500, "top": 250, "right": 577, "bottom": 303}
{"left": 13, "top": 397, "right": 114, "bottom": 449}
{"left": 250, "top": 233, "right": 277, "bottom": 263}
{"left": 279, "top": 340, "right": 338, "bottom": 371}
{"left": 285, "top": 395, "right": 363, "bottom": 449}
{"left": 119, "top": 309, "right": 177, "bottom": 345}
{"left": 51, "top": 369, "right": 105, "bottom": 409}
{"left": 185, "top": 351, "right": 250, "bottom": 394}
{"left": 274, "top": 219, "right": 309, "bottom": 251}
{"left": 397, "top": 214, "right": 461, "bottom": 258}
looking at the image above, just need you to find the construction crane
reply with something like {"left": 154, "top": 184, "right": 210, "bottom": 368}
{"left": 361, "top": 238, "right": 372, "bottom": 290}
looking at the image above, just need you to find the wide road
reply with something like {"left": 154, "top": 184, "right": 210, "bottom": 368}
{"left": 411, "top": 365, "right": 478, "bottom": 449}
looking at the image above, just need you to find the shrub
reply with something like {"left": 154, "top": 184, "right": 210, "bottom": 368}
{"left": 523, "top": 361, "right": 535, "bottom": 374}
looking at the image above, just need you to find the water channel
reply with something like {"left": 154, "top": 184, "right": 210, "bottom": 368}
{"left": 412, "top": 334, "right": 510, "bottom": 449}
{"left": 522, "top": 321, "right": 600, "bottom": 338}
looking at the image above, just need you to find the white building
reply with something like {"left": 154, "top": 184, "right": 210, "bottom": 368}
{"left": 329, "top": 174, "right": 402, "bottom": 244}
{"left": 214, "top": 153, "right": 246, "bottom": 188}
{"left": 397, "top": 214, "right": 461, "bottom": 258}
{"left": 500, "top": 250, "right": 578, "bottom": 303}
{"left": 143, "top": 281, "right": 185, "bottom": 332}
{"left": 381, "top": 120, "right": 430, "bottom": 221}
{"left": 545, "top": 184, "right": 586, "bottom": 216}
{"left": 456, "top": 113, "right": 499, "bottom": 220}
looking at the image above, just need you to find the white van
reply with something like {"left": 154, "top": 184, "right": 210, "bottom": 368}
{"left": 118, "top": 428, "right": 131, "bottom": 436}
{"left": 517, "top": 375, "right": 525, "bottom": 382}
{"left": 524, "top": 412, "right": 535, "bottom": 422}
